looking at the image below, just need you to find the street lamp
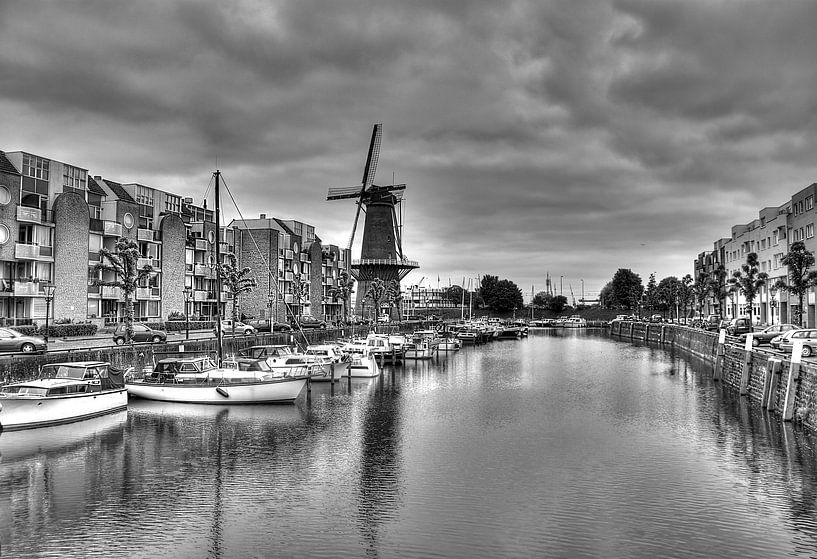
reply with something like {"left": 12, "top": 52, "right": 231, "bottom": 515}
{"left": 43, "top": 283, "right": 56, "bottom": 346}
{"left": 560, "top": 276, "right": 564, "bottom": 296}
{"left": 182, "top": 287, "right": 192, "bottom": 339}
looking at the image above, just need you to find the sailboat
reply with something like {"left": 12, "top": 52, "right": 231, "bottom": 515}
{"left": 126, "top": 170, "right": 307, "bottom": 404}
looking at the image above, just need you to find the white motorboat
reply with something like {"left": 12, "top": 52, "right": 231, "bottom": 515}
{"left": 0, "top": 361, "right": 128, "bottom": 431}
{"left": 339, "top": 340, "right": 381, "bottom": 378}
{"left": 438, "top": 334, "right": 461, "bottom": 351}
{"left": 563, "top": 316, "right": 588, "bottom": 328}
{"left": 366, "top": 333, "right": 404, "bottom": 364}
{"left": 404, "top": 330, "right": 440, "bottom": 359}
{"left": 238, "top": 344, "right": 339, "bottom": 380}
{"left": 126, "top": 355, "right": 307, "bottom": 404}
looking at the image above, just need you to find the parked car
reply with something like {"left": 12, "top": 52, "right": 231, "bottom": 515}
{"left": 649, "top": 314, "right": 663, "bottom": 323}
{"left": 770, "top": 328, "right": 803, "bottom": 350}
{"left": 296, "top": 316, "right": 326, "bottom": 329}
{"left": 215, "top": 320, "right": 256, "bottom": 336}
{"left": 778, "top": 329, "right": 817, "bottom": 357}
{"left": 113, "top": 322, "right": 167, "bottom": 345}
{"left": 702, "top": 315, "right": 722, "bottom": 331}
{"left": 245, "top": 318, "right": 292, "bottom": 333}
{"left": 377, "top": 314, "right": 391, "bottom": 324}
{"left": 739, "top": 323, "right": 799, "bottom": 347}
{"left": 726, "top": 317, "right": 753, "bottom": 336}
{"left": 0, "top": 327, "right": 47, "bottom": 353}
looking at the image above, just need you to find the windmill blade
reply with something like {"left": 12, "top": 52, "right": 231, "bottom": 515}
{"left": 369, "top": 183, "right": 406, "bottom": 194}
{"left": 361, "top": 123, "right": 382, "bottom": 192}
{"left": 347, "top": 200, "right": 364, "bottom": 251}
{"left": 391, "top": 201, "right": 404, "bottom": 259}
{"left": 327, "top": 186, "right": 365, "bottom": 201}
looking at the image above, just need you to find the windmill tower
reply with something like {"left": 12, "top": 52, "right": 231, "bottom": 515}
{"left": 327, "top": 124, "right": 419, "bottom": 318}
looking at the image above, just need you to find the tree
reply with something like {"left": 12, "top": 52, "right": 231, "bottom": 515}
{"left": 532, "top": 290, "right": 550, "bottom": 307}
{"left": 645, "top": 273, "right": 659, "bottom": 315}
{"left": 599, "top": 282, "right": 614, "bottom": 309}
{"left": 679, "top": 274, "right": 694, "bottom": 318}
{"left": 219, "top": 254, "right": 257, "bottom": 337}
{"left": 548, "top": 295, "right": 568, "bottom": 314}
{"left": 610, "top": 269, "right": 643, "bottom": 311}
{"left": 776, "top": 241, "right": 817, "bottom": 327}
{"left": 385, "top": 280, "right": 404, "bottom": 322}
{"left": 478, "top": 275, "right": 499, "bottom": 309}
{"left": 707, "top": 264, "right": 729, "bottom": 319}
{"left": 490, "top": 279, "right": 524, "bottom": 312}
{"left": 290, "top": 273, "right": 310, "bottom": 324}
{"left": 728, "top": 252, "right": 763, "bottom": 323}
{"left": 91, "top": 237, "right": 153, "bottom": 343}
{"left": 365, "top": 278, "right": 388, "bottom": 321}
{"left": 329, "top": 269, "right": 355, "bottom": 323}
{"left": 657, "top": 276, "right": 681, "bottom": 319}
{"left": 446, "top": 285, "right": 465, "bottom": 305}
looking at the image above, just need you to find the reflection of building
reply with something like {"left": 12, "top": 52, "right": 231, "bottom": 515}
{"left": 0, "top": 148, "right": 348, "bottom": 327}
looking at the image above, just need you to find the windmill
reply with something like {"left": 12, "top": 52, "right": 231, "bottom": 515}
{"left": 327, "top": 124, "right": 419, "bottom": 317}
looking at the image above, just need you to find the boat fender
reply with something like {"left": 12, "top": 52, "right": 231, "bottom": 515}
{"left": 216, "top": 387, "right": 229, "bottom": 398}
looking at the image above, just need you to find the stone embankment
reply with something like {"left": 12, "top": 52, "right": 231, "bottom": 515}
{"left": 610, "top": 321, "right": 817, "bottom": 431}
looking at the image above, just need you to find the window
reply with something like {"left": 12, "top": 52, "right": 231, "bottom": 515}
{"left": 800, "top": 201, "right": 805, "bottom": 214}
{"left": 761, "top": 239, "right": 766, "bottom": 250}
{"left": 0, "top": 225, "right": 8, "bottom": 245}
{"left": 165, "top": 194, "right": 181, "bottom": 213}
{"left": 136, "top": 185, "right": 154, "bottom": 206}
{"left": 0, "top": 186, "right": 10, "bottom": 206}
{"left": 800, "top": 227, "right": 805, "bottom": 240}
{"left": 808, "top": 196, "right": 815, "bottom": 211}
{"left": 123, "top": 213, "right": 134, "bottom": 228}
{"left": 808, "top": 224, "right": 814, "bottom": 239}
{"left": 22, "top": 154, "right": 49, "bottom": 180}
{"left": 63, "top": 165, "right": 87, "bottom": 190}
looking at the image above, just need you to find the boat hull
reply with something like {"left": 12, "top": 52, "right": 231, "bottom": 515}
{"left": 0, "top": 389, "right": 128, "bottom": 431}
{"left": 126, "top": 378, "right": 306, "bottom": 404}
{"left": 309, "top": 361, "right": 350, "bottom": 382}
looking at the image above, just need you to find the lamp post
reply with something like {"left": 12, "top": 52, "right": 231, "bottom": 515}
{"left": 182, "top": 287, "right": 192, "bottom": 339}
{"left": 560, "top": 276, "right": 564, "bottom": 296}
{"left": 43, "top": 283, "right": 56, "bottom": 346}
{"left": 580, "top": 279, "right": 584, "bottom": 306}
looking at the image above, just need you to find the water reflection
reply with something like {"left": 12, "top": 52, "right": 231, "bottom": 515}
{"left": 4, "top": 333, "right": 817, "bottom": 556}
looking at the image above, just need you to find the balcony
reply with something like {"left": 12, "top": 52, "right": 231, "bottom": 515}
{"left": 193, "top": 290, "right": 209, "bottom": 302}
{"left": 285, "top": 271, "right": 293, "bottom": 282}
{"left": 13, "top": 281, "right": 40, "bottom": 297}
{"left": 284, "top": 294, "right": 294, "bottom": 304}
{"left": 137, "top": 228, "right": 154, "bottom": 242}
{"left": 137, "top": 257, "right": 153, "bottom": 269}
{"left": 136, "top": 287, "right": 150, "bottom": 299}
{"left": 220, "top": 292, "right": 230, "bottom": 302}
{"left": 300, "top": 253, "right": 309, "bottom": 263}
{"left": 284, "top": 249, "right": 294, "bottom": 260}
{"left": 195, "top": 239, "right": 207, "bottom": 251}
{"left": 16, "top": 206, "right": 42, "bottom": 223}
{"left": 101, "top": 286, "right": 121, "bottom": 299}
{"left": 15, "top": 243, "right": 52, "bottom": 261}
{"left": 194, "top": 264, "right": 207, "bottom": 276}
{"left": 103, "top": 221, "right": 123, "bottom": 237}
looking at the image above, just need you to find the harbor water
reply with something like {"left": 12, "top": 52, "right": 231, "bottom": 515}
{"left": 3, "top": 329, "right": 817, "bottom": 558}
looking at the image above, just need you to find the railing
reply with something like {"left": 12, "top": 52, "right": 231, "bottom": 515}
{"left": 352, "top": 258, "right": 419, "bottom": 268}
{"left": 103, "top": 221, "right": 123, "bottom": 236}
{"left": 137, "top": 257, "right": 153, "bottom": 269}
{"left": 137, "top": 228, "right": 154, "bottom": 242}
{"left": 194, "top": 290, "right": 209, "bottom": 302}
{"left": 16, "top": 206, "right": 42, "bottom": 223}
{"left": 284, "top": 294, "right": 294, "bottom": 304}
{"left": 195, "top": 239, "right": 207, "bottom": 251}
{"left": 136, "top": 287, "right": 151, "bottom": 299}
{"left": 285, "top": 271, "right": 293, "bottom": 281}
{"left": 15, "top": 243, "right": 40, "bottom": 260}
{"left": 101, "top": 286, "right": 121, "bottom": 299}
{"left": 300, "top": 253, "right": 309, "bottom": 262}
{"left": 284, "top": 249, "right": 294, "bottom": 260}
{"left": 13, "top": 281, "right": 40, "bottom": 296}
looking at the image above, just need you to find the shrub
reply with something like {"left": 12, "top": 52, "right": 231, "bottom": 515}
{"left": 164, "top": 320, "right": 215, "bottom": 332}
{"left": 168, "top": 311, "right": 185, "bottom": 321}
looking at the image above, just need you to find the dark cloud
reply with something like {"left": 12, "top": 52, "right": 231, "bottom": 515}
{"left": 0, "top": 0, "right": 815, "bottom": 298}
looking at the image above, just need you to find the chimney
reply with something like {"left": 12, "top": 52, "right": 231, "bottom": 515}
{"left": 260, "top": 213, "right": 266, "bottom": 219}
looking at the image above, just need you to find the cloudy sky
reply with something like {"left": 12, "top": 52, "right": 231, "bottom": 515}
{"left": 1, "top": 0, "right": 815, "bottom": 301}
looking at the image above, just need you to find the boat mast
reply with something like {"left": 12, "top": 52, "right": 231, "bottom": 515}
{"left": 214, "top": 169, "right": 223, "bottom": 366}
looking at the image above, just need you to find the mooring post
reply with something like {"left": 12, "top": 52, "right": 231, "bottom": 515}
{"left": 660, "top": 325, "right": 666, "bottom": 345}
{"left": 782, "top": 340, "right": 803, "bottom": 421}
{"left": 713, "top": 329, "right": 726, "bottom": 381}
{"left": 739, "top": 334, "right": 754, "bottom": 396}
{"left": 763, "top": 357, "right": 782, "bottom": 410}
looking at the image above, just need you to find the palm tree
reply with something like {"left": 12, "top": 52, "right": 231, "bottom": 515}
{"left": 328, "top": 270, "right": 355, "bottom": 325}
{"left": 91, "top": 236, "right": 153, "bottom": 343}
{"left": 728, "top": 252, "right": 762, "bottom": 323}
{"left": 707, "top": 264, "right": 729, "bottom": 319}
{"left": 219, "top": 254, "right": 257, "bottom": 337}
{"left": 386, "top": 279, "right": 403, "bottom": 323}
{"left": 365, "top": 278, "right": 388, "bottom": 322}
{"left": 776, "top": 241, "right": 817, "bottom": 327}
{"left": 290, "top": 273, "right": 310, "bottom": 325}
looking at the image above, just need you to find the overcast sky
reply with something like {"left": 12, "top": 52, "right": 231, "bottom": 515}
{"left": 1, "top": 0, "right": 815, "bottom": 301}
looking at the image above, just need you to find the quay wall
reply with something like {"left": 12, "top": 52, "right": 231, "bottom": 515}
{"left": 610, "top": 321, "right": 817, "bottom": 431}
{"left": 0, "top": 326, "right": 385, "bottom": 384}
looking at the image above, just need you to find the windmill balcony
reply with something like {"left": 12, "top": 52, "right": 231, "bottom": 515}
{"left": 16, "top": 206, "right": 42, "bottom": 223}
{"left": 103, "top": 221, "right": 123, "bottom": 237}
{"left": 352, "top": 258, "right": 419, "bottom": 268}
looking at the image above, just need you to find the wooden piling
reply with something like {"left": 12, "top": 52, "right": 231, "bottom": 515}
{"left": 739, "top": 334, "right": 753, "bottom": 396}
{"left": 782, "top": 341, "right": 803, "bottom": 421}
{"left": 713, "top": 330, "right": 726, "bottom": 381}
{"left": 763, "top": 358, "right": 781, "bottom": 411}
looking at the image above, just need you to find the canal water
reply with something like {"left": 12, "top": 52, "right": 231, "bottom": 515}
{"left": 3, "top": 329, "right": 817, "bottom": 558}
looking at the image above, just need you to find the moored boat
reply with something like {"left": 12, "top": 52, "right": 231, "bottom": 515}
{"left": 0, "top": 361, "right": 128, "bottom": 431}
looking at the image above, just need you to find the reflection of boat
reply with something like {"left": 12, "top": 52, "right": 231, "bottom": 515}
{"left": 126, "top": 356, "right": 307, "bottom": 404}
{"left": 0, "top": 409, "right": 126, "bottom": 463}
{"left": 127, "top": 399, "right": 306, "bottom": 425}
{"left": 0, "top": 361, "right": 128, "bottom": 431}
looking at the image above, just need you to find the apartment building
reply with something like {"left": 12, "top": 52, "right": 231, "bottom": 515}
{"left": 695, "top": 184, "right": 817, "bottom": 326}
{"left": 0, "top": 148, "right": 349, "bottom": 328}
